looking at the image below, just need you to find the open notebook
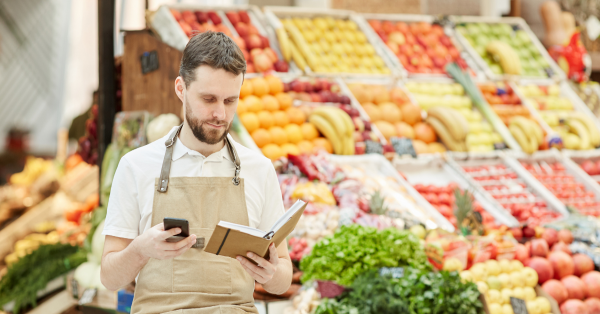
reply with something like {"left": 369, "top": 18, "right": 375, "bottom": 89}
{"left": 205, "top": 200, "right": 307, "bottom": 260}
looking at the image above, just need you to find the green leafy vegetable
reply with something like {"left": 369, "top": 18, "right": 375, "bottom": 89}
{"left": 300, "top": 225, "right": 429, "bottom": 286}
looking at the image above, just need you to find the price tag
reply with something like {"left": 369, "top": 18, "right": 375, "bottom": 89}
{"left": 71, "top": 279, "right": 79, "bottom": 299}
{"left": 78, "top": 288, "right": 97, "bottom": 305}
{"left": 390, "top": 137, "right": 417, "bottom": 157}
{"left": 510, "top": 297, "right": 529, "bottom": 314}
{"left": 140, "top": 50, "right": 159, "bottom": 74}
{"left": 379, "top": 267, "right": 404, "bottom": 279}
{"left": 365, "top": 140, "right": 383, "bottom": 155}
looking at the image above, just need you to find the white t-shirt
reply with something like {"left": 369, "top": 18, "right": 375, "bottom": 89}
{"left": 102, "top": 127, "right": 284, "bottom": 239}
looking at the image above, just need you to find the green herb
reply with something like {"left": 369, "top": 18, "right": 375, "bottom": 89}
{"left": 300, "top": 225, "right": 429, "bottom": 286}
{"left": 0, "top": 243, "right": 87, "bottom": 313}
{"left": 369, "top": 190, "right": 388, "bottom": 215}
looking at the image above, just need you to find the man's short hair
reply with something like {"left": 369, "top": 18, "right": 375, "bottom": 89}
{"left": 179, "top": 31, "right": 246, "bottom": 86}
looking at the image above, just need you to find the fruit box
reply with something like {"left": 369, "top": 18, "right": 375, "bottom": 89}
{"left": 357, "top": 13, "right": 485, "bottom": 80}
{"left": 447, "top": 152, "right": 569, "bottom": 227}
{"left": 147, "top": 4, "right": 300, "bottom": 76}
{"left": 328, "top": 153, "right": 456, "bottom": 231}
{"left": 393, "top": 154, "right": 519, "bottom": 227}
{"left": 477, "top": 285, "right": 561, "bottom": 314}
{"left": 449, "top": 15, "right": 565, "bottom": 81}
{"left": 564, "top": 149, "right": 600, "bottom": 186}
{"left": 262, "top": 6, "right": 400, "bottom": 78}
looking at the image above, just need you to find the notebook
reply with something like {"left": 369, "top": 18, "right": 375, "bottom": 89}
{"left": 205, "top": 200, "right": 307, "bottom": 261}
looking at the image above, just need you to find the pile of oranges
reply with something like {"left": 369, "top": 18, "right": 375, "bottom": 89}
{"left": 237, "top": 75, "right": 334, "bottom": 160}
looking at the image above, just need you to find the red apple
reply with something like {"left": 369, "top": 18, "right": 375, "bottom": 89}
{"left": 527, "top": 256, "right": 554, "bottom": 284}
{"left": 238, "top": 11, "right": 250, "bottom": 24}
{"left": 388, "top": 32, "right": 406, "bottom": 45}
{"left": 244, "top": 34, "right": 262, "bottom": 50}
{"left": 561, "top": 299, "right": 589, "bottom": 314}
{"left": 559, "top": 229, "right": 574, "bottom": 244}
{"left": 226, "top": 11, "right": 240, "bottom": 25}
{"left": 241, "top": 49, "right": 250, "bottom": 62}
{"left": 548, "top": 251, "right": 574, "bottom": 279}
{"left": 523, "top": 226, "right": 536, "bottom": 238}
{"left": 581, "top": 160, "right": 597, "bottom": 175}
{"left": 235, "top": 22, "right": 249, "bottom": 37}
{"left": 432, "top": 56, "right": 447, "bottom": 69}
{"left": 355, "top": 142, "right": 366, "bottom": 155}
{"left": 562, "top": 275, "right": 587, "bottom": 300}
{"left": 531, "top": 238, "right": 550, "bottom": 257}
{"left": 262, "top": 47, "right": 278, "bottom": 62}
{"left": 573, "top": 254, "right": 595, "bottom": 276}
{"left": 195, "top": 11, "right": 208, "bottom": 24}
{"left": 543, "top": 228, "right": 559, "bottom": 247}
{"left": 340, "top": 95, "right": 351, "bottom": 105}
{"left": 552, "top": 241, "right": 572, "bottom": 255}
{"left": 309, "top": 93, "right": 321, "bottom": 102}
{"left": 231, "top": 36, "right": 246, "bottom": 50}
{"left": 582, "top": 271, "right": 600, "bottom": 298}
{"left": 297, "top": 92, "right": 311, "bottom": 102}
{"left": 290, "top": 80, "right": 304, "bottom": 93}
{"left": 382, "top": 21, "right": 395, "bottom": 34}
{"left": 386, "top": 42, "right": 400, "bottom": 54}
{"left": 207, "top": 11, "right": 221, "bottom": 25}
{"left": 179, "top": 21, "right": 193, "bottom": 37}
{"left": 542, "top": 279, "right": 569, "bottom": 305}
{"left": 260, "top": 35, "right": 270, "bottom": 49}
{"left": 584, "top": 298, "right": 600, "bottom": 314}
{"left": 439, "top": 35, "right": 452, "bottom": 47}
{"left": 181, "top": 10, "right": 197, "bottom": 24}
{"left": 170, "top": 9, "right": 182, "bottom": 22}
{"left": 253, "top": 53, "right": 273, "bottom": 72}
{"left": 246, "top": 62, "right": 255, "bottom": 73}
{"left": 318, "top": 91, "right": 332, "bottom": 103}
{"left": 514, "top": 243, "right": 530, "bottom": 263}
{"left": 273, "top": 60, "right": 289, "bottom": 72}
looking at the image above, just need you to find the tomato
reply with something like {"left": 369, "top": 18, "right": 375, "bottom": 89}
{"left": 437, "top": 204, "right": 452, "bottom": 217}
{"left": 424, "top": 193, "right": 439, "bottom": 204}
{"left": 437, "top": 193, "right": 451, "bottom": 205}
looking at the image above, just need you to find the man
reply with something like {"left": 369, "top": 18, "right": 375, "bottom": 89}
{"left": 100, "top": 32, "right": 292, "bottom": 314}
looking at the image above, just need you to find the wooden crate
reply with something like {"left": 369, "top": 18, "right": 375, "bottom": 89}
{"left": 122, "top": 30, "right": 183, "bottom": 116}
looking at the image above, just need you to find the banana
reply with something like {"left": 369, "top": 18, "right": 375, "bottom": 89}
{"left": 486, "top": 41, "right": 522, "bottom": 75}
{"left": 566, "top": 119, "right": 591, "bottom": 150}
{"left": 511, "top": 116, "right": 537, "bottom": 144}
{"left": 427, "top": 107, "right": 467, "bottom": 141}
{"left": 336, "top": 108, "right": 355, "bottom": 138}
{"left": 311, "top": 107, "right": 348, "bottom": 138}
{"left": 309, "top": 115, "right": 343, "bottom": 154}
{"left": 530, "top": 120, "right": 544, "bottom": 145}
{"left": 284, "top": 23, "right": 319, "bottom": 69}
{"left": 426, "top": 117, "right": 467, "bottom": 152}
{"left": 509, "top": 124, "right": 535, "bottom": 154}
{"left": 447, "top": 108, "right": 470, "bottom": 139}
{"left": 275, "top": 28, "right": 291, "bottom": 62}
{"left": 570, "top": 112, "right": 600, "bottom": 147}
{"left": 342, "top": 136, "right": 355, "bottom": 155}
{"left": 289, "top": 41, "right": 307, "bottom": 72}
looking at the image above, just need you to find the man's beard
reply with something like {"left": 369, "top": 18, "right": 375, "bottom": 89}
{"left": 185, "top": 99, "right": 230, "bottom": 145}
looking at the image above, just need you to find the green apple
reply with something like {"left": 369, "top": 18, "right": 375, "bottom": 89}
{"left": 536, "top": 56, "right": 549, "bottom": 68}
{"left": 500, "top": 288, "right": 513, "bottom": 305}
{"left": 498, "top": 273, "right": 512, "bottom": 289}
{"left": 456, "top": 25, "right": 468, "bottom": 35}
{"left": 499, "top": 259, "right": 511, "bottom": 273}
{"left": 516, "top": 30, "right": 530, "bottom": 43}
{"left": 460, "top": 270, "right": 474, "bottom": 283}
{"left": 487, "top": 276, "right": 502, "bottom": 290}
{"left": 475, "top": 35, "right": 490, "bottom": 47}
{"left": 481, "top": 123, "right": 493, "bottom": 133}
{"left": 467, "top": 24, "right": 481, "bottom": 35}
{"left": 510, "top": 271, "right": 524, "bottom": 288}
{"left": 490, "top": 24, "right": 502, "bottom": 36}
{"left": 451, "top": 83, "right": 464, "bottom": 95}
{"left": 522, "top": 286, "right": 536, "bottom": 301}
{"left": 500, "top": 24, "right": 513, "bottom": 35}
{"left": 410, "top": 224, "right": 426, "bottom": 239}
{"left": 479, "top": 133, "right": 493, "bottom": 145}
{"left": 520, "top": 267, "right": 538, "bottom": 288}
{"left": 476, "top": 45, "right": 487, "bottom": 57}
{"left": 478, "top": 23, "right": 491, "bottom": 34}
{"left": 443, "top": 257, "right": 464, "bottom": 271}
{"left": 491, "top": 133, "right": 503, "bottom": 144}
{"left": 483, "top": 56, "right": 494, "bottom": 65}
{"left": 468, "top": 123, "right": 483, "bottom": 134}
{"left": 547, "top": 84, "right": 560, "bottom": 96}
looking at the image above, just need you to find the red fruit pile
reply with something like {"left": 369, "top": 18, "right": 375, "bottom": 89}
{"left": 412, "top": 183, "right": 495, "bottom": 228}
{"left": 171, "top": 9, "right": 232, "bottom": 38}
{"left": 77, "top": 104, "right": 98, "bottom": 165}
{"left": 288, "top": 237, "right": 310, "bottom": 261}
{"left": 367, "top": 20, "right": 467, "bottom": 75}
{"left": 462, "top": 164, "right": 560, "bottom": 226}
{"left": 521, "top": 162, "right": 600, "bottom": 217}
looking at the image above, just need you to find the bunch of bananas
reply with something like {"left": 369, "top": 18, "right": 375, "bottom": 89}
{"left": 508, "top": 116, "right": 543, "bottom": 154}
{"left": 10, "top": 157, "right": 54, "bottom": 186}
{"left": 308, "top": 106, "right": 355, "bottom": 155}
{"left": 563, "top": 113, "right": 600, "bottom": 150}
{"left": 486, "top": 41, "right": 522, "bottom": 75}
{"left": 425, "top": 107, "right": 468, "bottom": 152}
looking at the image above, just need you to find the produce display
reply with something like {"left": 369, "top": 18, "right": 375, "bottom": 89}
{"left": 572, "top": 81, "right": 600, "bottom": 117}
{"left": 405, "top": 81, "right": 505, "bottom": 152}
{"left": 367, "top": 20, "right": 469, "bottom": 75}
{"left": 519, "top": 160, "right": 600, "bottom": 216}
{"left": 518, "top": 83, "right": 600, "bottom": 150}
{"left": 455, "top": 22, "right": 551, "bottom": 78}
{"left": 274, "top": 15, "right": 392, "bottom": 74}
{"left": 77, "top": 104, "right": 99, "bottom": 164}
{"left": 460, "top": 163, "right": 562, "bottom": 226}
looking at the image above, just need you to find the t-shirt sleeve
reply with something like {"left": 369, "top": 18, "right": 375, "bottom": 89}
{"left": 257, "top": 164, "right": 285, "bottom": 232}
{"left": 102, "top": 157, "right": 141, "bottom": 239}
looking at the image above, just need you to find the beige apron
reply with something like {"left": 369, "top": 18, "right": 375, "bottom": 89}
{"left": 131, "top": 125, "right": 258, "bottom": 314}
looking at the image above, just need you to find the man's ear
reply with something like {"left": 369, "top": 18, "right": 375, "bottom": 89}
{"left": 175, "top": 77, "right": 185, "bottom": 102}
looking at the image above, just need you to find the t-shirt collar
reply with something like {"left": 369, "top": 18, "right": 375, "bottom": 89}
{"left": 171, "top": 133, "right": 233, "bottom": 162}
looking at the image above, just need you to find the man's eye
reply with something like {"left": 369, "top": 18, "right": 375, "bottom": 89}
{"left": 225, "top": 99, "right": 235, "bottom": 104}
{"left": 203, "top": 98, "right": 214, "bottom": 102}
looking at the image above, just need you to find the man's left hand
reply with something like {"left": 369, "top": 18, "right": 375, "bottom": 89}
{"left": 237, "top": 243, "right": 279, "bottom": 284}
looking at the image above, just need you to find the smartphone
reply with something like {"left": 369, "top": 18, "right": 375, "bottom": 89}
{"left": 164, "top": 217, "right": 189, "bottom": 242}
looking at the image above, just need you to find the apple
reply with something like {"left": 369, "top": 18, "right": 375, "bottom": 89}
{"left": 235, "top": 22, "right": 249, "bottom": 37}
{"left": 513, "top": 287, "right": 525, "bottom": 299}
{"left": 290, "top": 80, "right": 304, "bottom": 93}
{"left": 499, "top": 259, "right": 511, "bottom": 273}
{"left": 523, "top": 226, "right": 536, "bottom": 238}
{"left": 246, "top": 62, "right": 254, "bottom": 73}
{"left": 573, "top": 254, "right": 594, "bottom": 277}
{"left": 253, "top": 53, "right": 273, "bottom": 72}
{"left": 542, "top": 279, "right": 569, "bottom": 305}
{"left": 194, "top": 11, "right": 208, "bottom": 24}
{"left": 488, "top": 303, "right": 502, "bottom": 314}
{"left": 560, "top": 299, "right": 589, "bottom": 314}
{"left": 526, "top": 258, "right": 553, "bottom": 284}
{"left": 584, "top": 298, "right": 600, "bottom": 314}
{"left": 501, "top": 288, "right": 514, "bottom": 305}
{"left": 470, "top": 263, "right": 488, "bottom": 282}
{"left": 244, "top": 34, "right": 263, "bottom": 50}
{"left": 170, "top": 9, "right": 182, "bottom": 22}
{"left": 498, "top": 273, "right": 511, "bottom": 289}
{"left": 542, "top": 228, "right": 559, "bottom": 247}
{"left": 339, "top": 95, "right": 351, "bottom": 105}
{"left": 226, "top": 11, "right": 240, "bottom": 25}
{"left": 309, "top": 93, "right": 322, "bottom": 103}
{"left": 581, "top": 271, "right": 600, "bottom": 298}
{"left": 559, "top": 229, "right": 574, "bottom": 244}
{"left": 552, "top": 241, "right": 572, "bottom": 255}
{"left": 273, "top": 60, "right": 289, "bottom": 72}
{"left": 510, "top": 271, "right": 525, "bottom": 288}
{"left": 548, "top": 251, "right": 575, "bottom": 279}
{"left": 485, "top": 260, "right": 501, "bottom": 276}
{"left": 515, "top": 244, "right": 530, "bottom": 264}
{"left": 510, "top": 260, "right": 524, "bottom": 272}
{"left": 562, "top": 275, "right": 587, "bottom": 300}
{"left": 487, "top": 276, "right": 502, "bottom": 290}
{"left": 531, "top": 239, "right": 549, "bottom": 257}
{"left": 263, "top": 47, "right": 278, "bottom": 63}
{"left": 526, "top": 300, "right": 541, "bottom": 314}
{"left": 296, "top": 92, "right": 311, "bottom": 102}
{"left": 523, "top": 286, "right": 537, "bottom": 301}
{"left": 581, "top": 160, "right": 597, "bottom": 175}
{"left": 355, "top": 142, "right": 366, "bottom": 155}
{"left": 207, "top": 11, "right": 221, "bottom": 25}
{"left": 181, "top": 10, "right": 197, "bottom": 24}
{"left": 260, "top": 35, "right": 270, "bottom": 49}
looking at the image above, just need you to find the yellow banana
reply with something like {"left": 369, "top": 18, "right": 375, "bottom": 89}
{"left": 275, "top": 28, "right": 291, "bottom": 62}
{"left": 509, "top": 124, "right": 534, "bottom": 154}
{"left": 570, "top": 112, "right": 600, "bottom": 147}
{"left": 311, "top": 107, "right": 349, "bottom": 138}
{"left": 427, "top": 107, "right": 467, "bottom": 141}
{"left": 336, "top": 108, "right": 355, "bottom": 138}
{"left": 289, "top": 41, "right": 307, "bottom": 72}
{"left": 511, "top": 116, "right": 539, "bottom": 147}
{"left": 309, "top": 115, "right": 343, "bottom": 154}
{"left": 486, "top": 41, "right": 522, "bottom": 75}
{"left": 426, "top": 117, "right": 467, "bottom": 152}
{"left": 342, "top": 136, "right": 355, "bottom": 155}
{"left": 448, "top": 108, "right": 470, "bottom": 139}
{"left": 531, "top": 120, "right": 544, "bottom": 145}
{"left": 566, "top": 119, "right": 591, "bottom": 150}
{"left": 284, "top": 23, "right": 319, "bottom": 69}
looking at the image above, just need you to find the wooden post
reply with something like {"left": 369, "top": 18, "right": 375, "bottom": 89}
{"left": 98, "top": 0, "right": 116, "bottom": 203}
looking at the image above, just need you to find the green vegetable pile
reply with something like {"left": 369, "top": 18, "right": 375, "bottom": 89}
{"left": 300, "top": 225, "right": 429, "bottom": 286}
{"left": 315, "top": 268, "right": 483, "bottom": 314}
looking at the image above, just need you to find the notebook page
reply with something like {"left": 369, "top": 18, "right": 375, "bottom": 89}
{"left": 217, "top": 221, "right": 266, "bottom": 238}
{"left": 269, "top": 200, "right": 306, "bottom": 234}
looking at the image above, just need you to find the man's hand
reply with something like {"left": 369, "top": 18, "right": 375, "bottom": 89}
{"left": 236, "top": 243, "right": 280, "bottom": 284}
{"left": 132, "top": 223, "right": 197, "bottom": 260}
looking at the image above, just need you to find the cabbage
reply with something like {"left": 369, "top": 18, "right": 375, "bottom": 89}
{"left": 92, "top": 266, "right": 106, "bottom": 290}
{"left": 90, "top": 220, "right": 105, "bottom": 264}
{"left": 74, "top": 262, "right": 99, "bottom": 288}
{"left": 147, "top": 114, "right": 181, "bottom": 143}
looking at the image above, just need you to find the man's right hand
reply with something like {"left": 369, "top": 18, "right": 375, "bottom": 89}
{"left": 132, "top": 223, "right": 197, "bottom": 260}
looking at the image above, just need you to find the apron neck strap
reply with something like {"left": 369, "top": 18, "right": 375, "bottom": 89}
{"left": 157, "top": 124, "right": 242, "bottom": 193}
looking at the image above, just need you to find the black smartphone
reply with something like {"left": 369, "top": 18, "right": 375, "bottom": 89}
{"left": 164, "top": 217, "right": 189, "bottom": 242}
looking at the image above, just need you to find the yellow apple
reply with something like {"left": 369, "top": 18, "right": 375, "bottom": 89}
{"left": 501, "top": 304, "right": 514, "bottom": 314}
{"left": 510, "top": 271, "right": 524, "bottom": 288}
{"left": 498, "top": 273, "right": 512, "bottom": 289}
{"left": 522, "top": 287, "right": 536, "bottom": 301}
{"left": 444, "top": 257, "right": 464, "bottom": 272}
{"left": 345, "top": 20, "right": 358, "bottom": 31}
{"left": 512, "top": 287, "right": 525, "bottom": 300}
{"left": 526, "top": 300, "right": 542, "bottom": 314}
{"left": 487, "top": 290, "right": 502, "bottom": 304}
{"left": 520, "top": 267, "right": 538, "bottom": 288}
{"left": 470, "top": 263, "right": 488, "bottom": 282}
{"left": 476, "top": 281, "right": 489, "bottom": 294}
{"left": 364, "top": 45, "right": 375, "bottom": 56}
{"left": 536, "top": 297, "right": 551, "bottom": 313}
{"left": 324, "top": 32, "right": 336, "bottom": 43}
{"left": 373, "top": 56, "right": 385, "bottom": 69}
{"left": 500, "top": 288, "right": 513, "bottom": 305}
{"left": 487, "top": 276, "right": 502, "bottom": 290}
{"left": 355, "top": 32, "right": 367, "bottom": 43}
{"left": 485, "top": 260, "right": 501, "bottom": 276}
{"left": 489, "top": 303, "right": 503, "bottom": 314}
{"left": 499, "top": 259, "right": 511, "bottom": 273}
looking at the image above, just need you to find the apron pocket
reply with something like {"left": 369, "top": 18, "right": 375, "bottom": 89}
{"left": 173, "top": 228, "right": 232, "bottom": 294}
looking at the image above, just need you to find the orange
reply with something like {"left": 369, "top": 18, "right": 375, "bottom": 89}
{"left": 272, "top": 110, "right": 290, "bottom": 127}
{"left": 286, "top": 107, "right": 306, "bottom": 125}
{"left": 236, "top": 99, "right": 248, "bottom": 115}
{"left": 297, "top": 140, "right": 314, "bottom": 154}
{"left": 244, "top": 95, "right": 263, "bottom": 112}
{"left": 252, "top": 77, "right": 269, "bottom": 96}
{"left": 262, "top": 144, "right": 284, "bottom": 161}
{"left": 240, "top": 112, "right": 259, "bottom": 133}
{"left": 280, "top": 143, "right": 300, "bottom": 157}
{"left": 265, "top": 75, "right": 284, "bottom": 95}
{"left": 240, "top": 79, "right": 253, "bottom": 98}
{"left": 284, "top": 124, "right": 303, "bottom": 144}
{"left": 257, "top": 111, "right": 275, "bottom": 129}
{"left": 261, "top": 95, "right": 280, "bottom": 111}
{"left": 251, "top": 129, "right": 272, "bottom": 148}
{"left": 275, "top": 92, "right": 293, "bottom": 110}
{"left": 269, "top": 126, "right": 288, "bottom": 145}
{"left": 312, "top": 137, "right": 333, "bottom": 154}
{"left": 379, "top": 102, "right": 402, "bottom": 123}
{"left": 300, "top": 123, "right": 319, "bottom": 141}
{"left": 362, "top": 103, "right": 382, "bottom": 121}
